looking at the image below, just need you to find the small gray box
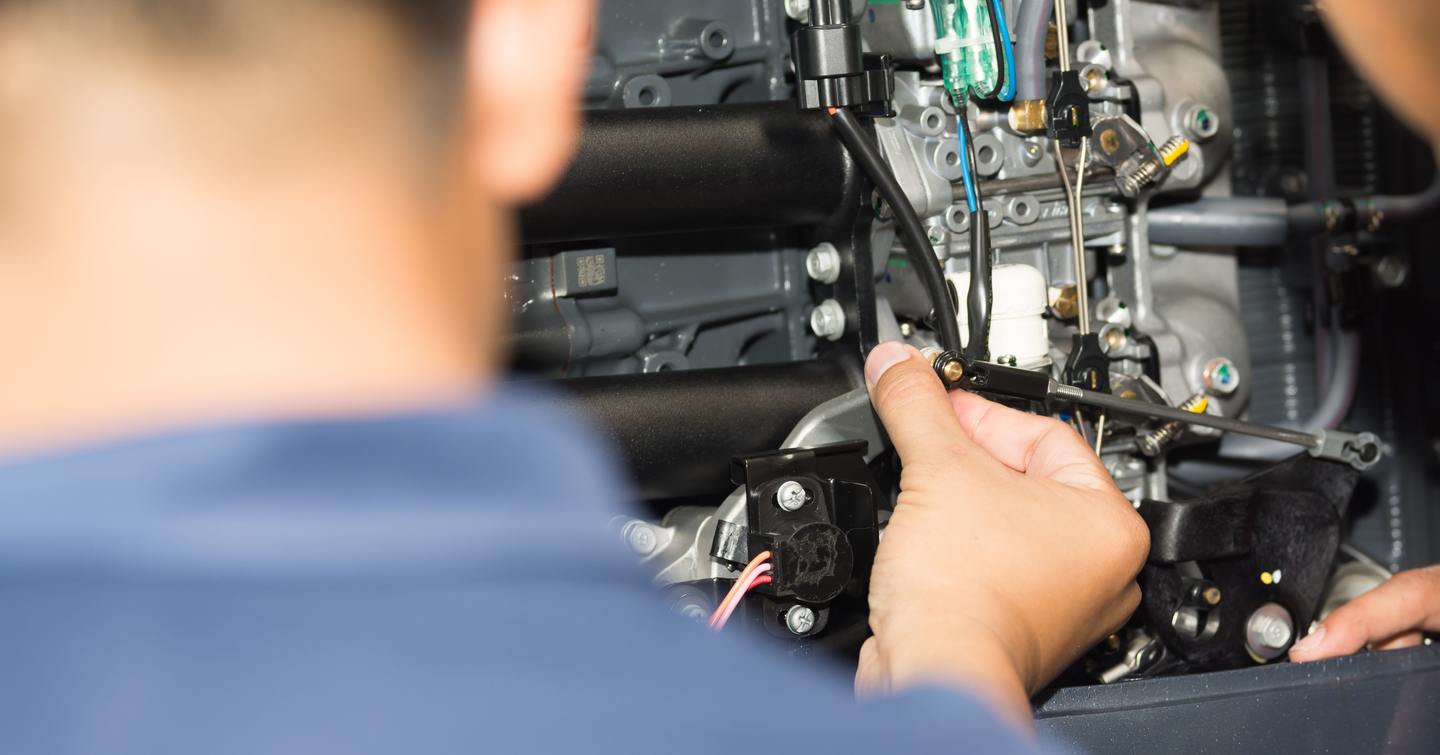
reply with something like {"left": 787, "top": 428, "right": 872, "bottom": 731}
{"left": 554, "top": 248, "right": 617, "bottom": 298}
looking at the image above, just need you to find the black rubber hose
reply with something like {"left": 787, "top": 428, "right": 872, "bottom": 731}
{"left": 832, "top": 108, "right": 963, "bottom": 354}
{"left": 961, "top": 109, "right": 992, "bottom": 361}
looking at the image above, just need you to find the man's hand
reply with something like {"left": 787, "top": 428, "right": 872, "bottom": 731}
{"left": 1290, "top": 565, "right": 1440, "bottom": 662}
{"left": 856, "top": 343, "right": 1149, "bottom": 725}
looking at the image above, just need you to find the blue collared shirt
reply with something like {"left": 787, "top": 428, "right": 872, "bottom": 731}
{"left": 0, "top": 390, "right": 1039, "bottom": 753}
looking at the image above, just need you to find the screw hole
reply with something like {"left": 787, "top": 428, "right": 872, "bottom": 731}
{"left": 978, "top": 145, "right": 997, "bottom": 164}
{"left": 638, "top": 87, "right": 657, "bottom": 106}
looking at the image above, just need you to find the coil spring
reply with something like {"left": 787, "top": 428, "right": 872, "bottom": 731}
{"left": 1117, "top": 137, "right": 1188, "bottom": 197}
{"left": 1137, "top": 393, "right": 1208, "bottom": 457}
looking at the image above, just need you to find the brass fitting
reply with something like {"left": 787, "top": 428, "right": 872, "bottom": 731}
{"left": 1051, "top": 285, "right": 1080, "bottom": 321}
{"left": 1008, "top": 99, "right": 1048, "bottom": 134}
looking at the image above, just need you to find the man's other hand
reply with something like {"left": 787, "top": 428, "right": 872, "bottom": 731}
{"left": 1290, "top": 565, "right": 1440, "bottom": 662}
{"left": 856, "top": 342, "right": 1149, "bottom": 725}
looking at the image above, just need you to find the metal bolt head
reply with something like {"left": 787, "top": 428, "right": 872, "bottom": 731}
{"left": 1100, "top": 323, "right": 1127, "bottom": 354}
{"left": 624, "top": 521, "right": 658, "bottom": 557}
{"left": 680, "top": 604, "right": 708, "bottom": 623}
{"left": 775, "top": 480, "right": 808, "bottom": 512}
{"left": 1375, "top": 254, "right": 1409, "bottom": 289}
{"left": 1099, "top": 129, "right": 1121, "bottom": 155}
{"left": 805, "top": 243, "right": 842, "bottom": 285}
{"left": 785, "top": 605, "right": 817, "bottom": 636}
{"left": 1203, "top": 586, "right": 1223, "bottom": 606}
{"left": 1184, "top": 103, "right": 1220, "bottom": 141}
{"left": 1202, "top": 357, "right": 1240, "bottom": 397}
{"left": 810, "top": 299, "right": 847, "bottom": 341}
{"left": 1245, "top": 602, "right": 1295, "bottom": 660}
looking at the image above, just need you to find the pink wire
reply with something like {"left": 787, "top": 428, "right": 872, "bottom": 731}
{"left": 710, "top": 563, "right": 773, "bottom": 631}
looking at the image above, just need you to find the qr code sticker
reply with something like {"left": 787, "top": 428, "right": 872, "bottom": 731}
{"left": 576, "top": 255, "right": 607, "bottom": 289}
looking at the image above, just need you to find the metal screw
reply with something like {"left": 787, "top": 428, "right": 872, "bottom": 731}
{"left": 1184, "top": 103, "right": 1220, "bottom": 141}
{"left": 680, "top": 604, "right": 708, "bottom": 623}
{"left": 1246, "top": 603, "right": 1294, "bottom": 660}
{"left": 624, "top": 521, "right": 658, "bottom": 557}
{"left": 1202, "top": 357, "right": 1240, "bottom": 397}
{"left": 785, "top": 605, "right": 817, "bottom": 636}
{"left": 1021, "top": 141, "right": 1044, "bottom": 166}
{"left": 805, "top": 242, "right": 842, "bottom": 285}
{"left": 810, "top": 299, "right": 847, "bottom": 341}
{"left": 1375, "top": 254, "right": 1409, "bottom": 289}
{"left": 1100, "top": 323, "right": 1128, "bottom": 353}
{"left": 1203, "top": 586, "right": 1223, "bottom": 606}
{"left": 775, "top": 480, "right": 808, "bottom": 512}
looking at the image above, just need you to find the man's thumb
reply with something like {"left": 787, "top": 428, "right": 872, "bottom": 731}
{"left": 865, "top": 342, "right": 971, "bottom": 466}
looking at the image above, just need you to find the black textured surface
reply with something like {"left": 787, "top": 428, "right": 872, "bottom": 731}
{"left": 1037, "top": 644, "right": 1440, "bottom": 754}
{"left": 520, "top": 103, "right": 853, "bottom": 243}
{"left": 554, "top": 362, "right": 856, "bottom": 501}
{"left": 1140, "top": 457, "right": 1358, "bottom": 672}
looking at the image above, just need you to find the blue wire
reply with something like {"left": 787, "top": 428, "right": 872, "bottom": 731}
{"left": 956, "top": 112, "right": 979, "bottom": 213}
{"left": 991, "top": 0, "right": 1018, "bottom": 102}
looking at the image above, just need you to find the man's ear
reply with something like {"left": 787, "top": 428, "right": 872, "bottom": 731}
{"left": 465, "top": 0, "right": 594, "bottom": 205}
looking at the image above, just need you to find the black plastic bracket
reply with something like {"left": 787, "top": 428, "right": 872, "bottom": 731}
{"left": 728, "top": 441, "right": 881, "bottom": 639}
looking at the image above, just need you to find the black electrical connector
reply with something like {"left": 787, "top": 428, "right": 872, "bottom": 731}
{"left": 1045, "top": 70, "right": 1093, "bottom": 148}
{"left": 792, "top": 0, "right": 894, "bottom": 116}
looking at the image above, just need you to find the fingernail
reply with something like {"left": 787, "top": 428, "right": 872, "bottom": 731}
{"left": 865, "top": 342, "right": 912, "bottom": 386}
{"left": 1290, "top": 625, "right": 1325, "bottom": 657}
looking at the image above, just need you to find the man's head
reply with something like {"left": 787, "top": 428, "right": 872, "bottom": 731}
{"left": 0, "top": 0, "right": 593, "bottom": 451}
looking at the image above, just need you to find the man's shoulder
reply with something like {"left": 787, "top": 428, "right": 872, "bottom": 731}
{"left": 0, "top": 386, "right": 637, "bottom": 579}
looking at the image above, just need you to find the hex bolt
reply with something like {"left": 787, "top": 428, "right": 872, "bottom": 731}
{"left": 810, "top": 299, "right": 847, "bottom": 341}
{"left": 1202, "top": 357, "right": 1240, "bottom": 397}
{"left": 1184, "top": 103, "right": 1220, "bottom": 141}
{"left": 805, "top": 242, "right": 842, "bottom": 285}
{"left": 623, "top": 521, "right": 658, "bottom": 557}
{"left": 1246, "top": 603, "right": 1295, "bottom": 660}
{"left": 785, "top": 605, "right": 817, "bottom": 636}
{"left": 775, "top": 480, "right": 808, "bottom": 512}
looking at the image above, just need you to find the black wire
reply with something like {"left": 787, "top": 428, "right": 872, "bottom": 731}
{"left": 978, "top": 0, "right": 1008, "bottom": 101}
{"left": 831, "top": 108, "right": 963, "bottom": 355}
{"left": 959, "top": 109, "right": 993, "bottom": 361}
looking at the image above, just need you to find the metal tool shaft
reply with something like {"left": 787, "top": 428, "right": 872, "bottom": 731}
{"left": 1051, "top": 384, "right": 1320, "bottom": 448}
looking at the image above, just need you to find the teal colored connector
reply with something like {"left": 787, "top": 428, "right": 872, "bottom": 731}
{"left": 930, "top": 0, "right": 1001, "bottom": 105}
